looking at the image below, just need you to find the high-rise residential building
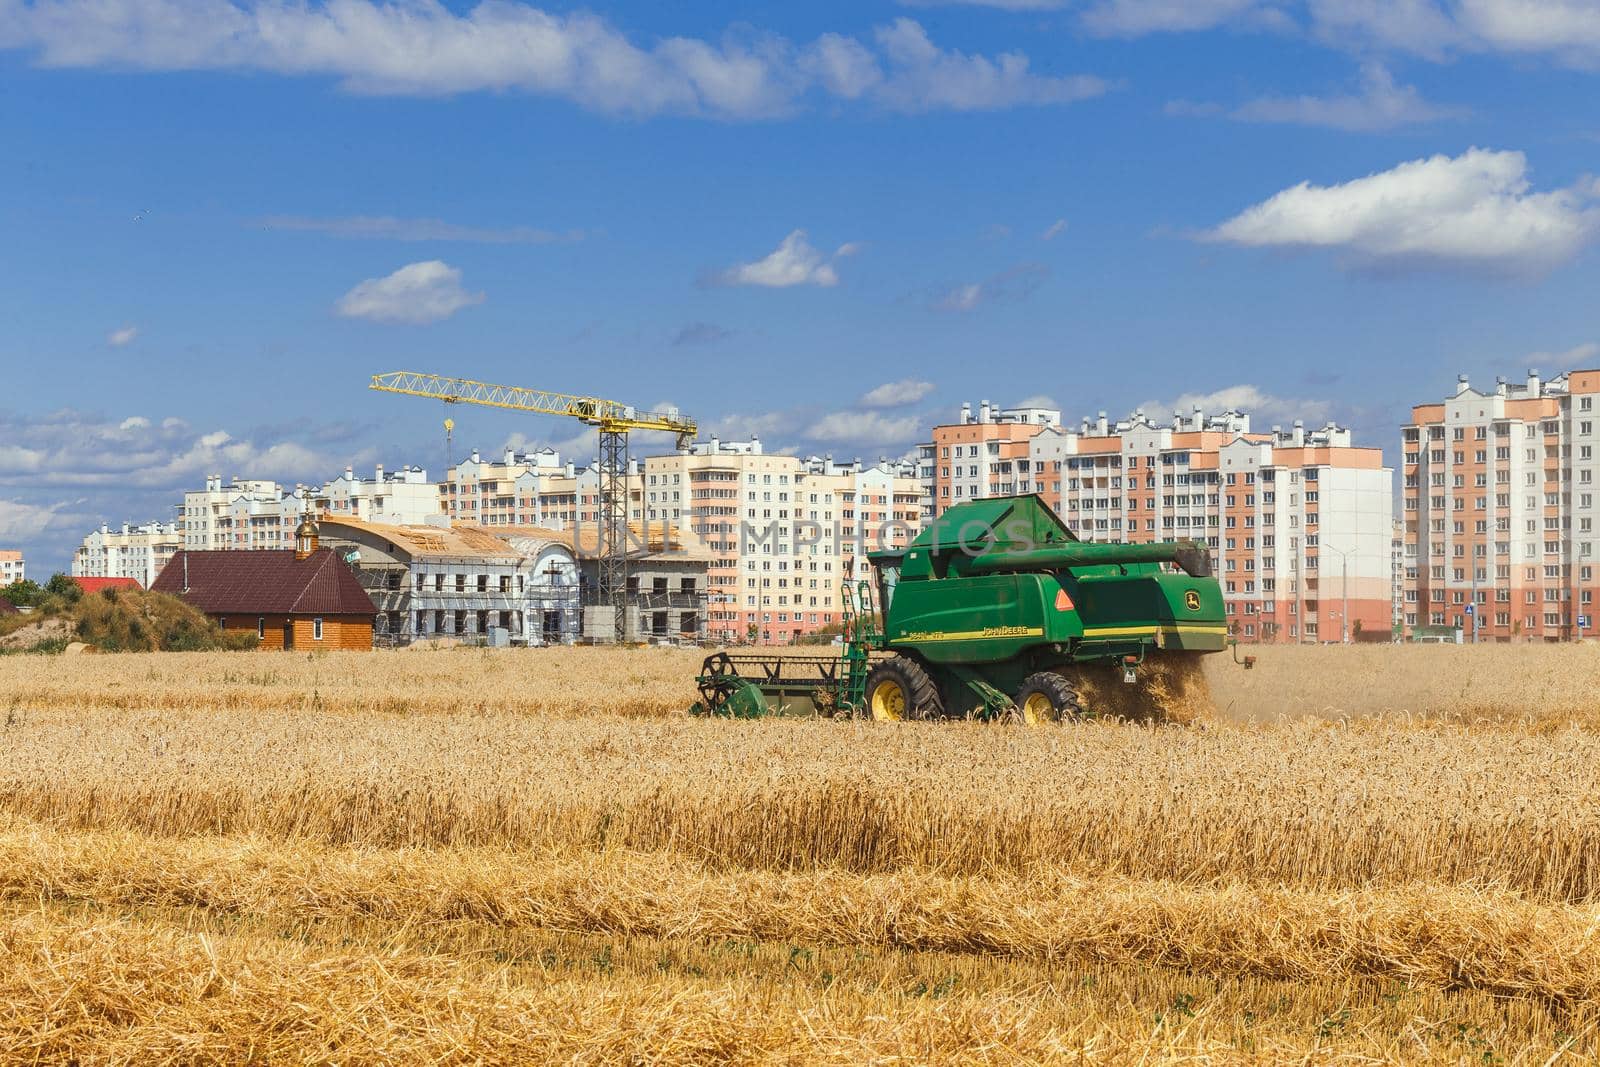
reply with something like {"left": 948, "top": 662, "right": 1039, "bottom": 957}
{"left": 1011, "top": 407, "right": 1390, "bottom": 644}
{"left": 1401, "top": 369, "right": 1600, "bottom": 642}
{"left": 0, "top": 550, "right": 23, "bottom": 585}
{"left": 921, "top": 400, "right": 1062, "bottom": 517}
{"left": 638, "top": 438, "right": 922, "bottom": 643}
{"left": 315, "top": 464, "right": 443, "bottom": 525}
{"left": 441, "top": 448, "right": 600, "bottom": 528}
{"left": 72, "top": 522, "right": 181, "bottom": 588}
{"left": 178, "top": 477, "right": 309, "bottom": 550}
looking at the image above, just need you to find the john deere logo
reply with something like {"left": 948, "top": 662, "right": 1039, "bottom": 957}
{"left": 1184, "top": 590, "right": 1201, "bottom": 611}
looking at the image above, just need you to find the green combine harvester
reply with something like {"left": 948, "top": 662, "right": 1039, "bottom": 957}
{"left": 690, "top": 494, "right": 1250, "bottom": 722}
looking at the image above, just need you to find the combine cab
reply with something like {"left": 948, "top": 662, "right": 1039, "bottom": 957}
{"left": 690, "top": 494, "right": 1247, "bottom": 722}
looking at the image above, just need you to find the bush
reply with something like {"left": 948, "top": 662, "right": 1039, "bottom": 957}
{"left": 0, "top": 579, "right": 45, "bottom": 608}
{"left": 70, "top": 588, "right": 258, "bottom": 652}
{"left": 45, "top": 573, "right": 82, "bottom": 602}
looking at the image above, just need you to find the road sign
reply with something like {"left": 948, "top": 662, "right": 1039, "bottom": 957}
{"left": 1580, "top": 615, "right": 1591, "bottom": 628}
{"left": 1464, "top": 604, "right": 1474, "bottom": 615}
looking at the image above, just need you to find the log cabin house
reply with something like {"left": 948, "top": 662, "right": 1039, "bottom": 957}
{"left": 151, "top": 516, "right": 377, "bottom": 650}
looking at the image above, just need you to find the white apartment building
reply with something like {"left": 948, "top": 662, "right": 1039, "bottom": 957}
{"left": 316, "top": 464, "right": 442, "bottom": 525}
{"left": 1402, "top": 369, "right": 1600, "bottom": 642}
{"left": 178, "top": 477, "right": 310, "bottom": 550}
{"left": 919, "top": 400, "right": 1062, "bottom": 518}
{"left": 0, "top": 550, "right": 23, "bottom": 585}
{"left": 639, "top": 437, "right": 923, "bottom": 643}
{"left": 1021, "top": 408, "right": 1392, "bottom": 644}
{"left": 72, "top": 522, "right": 181, "bottom": 588}
{"left": 442, "top": 448, "right": 597, "bottom": 528}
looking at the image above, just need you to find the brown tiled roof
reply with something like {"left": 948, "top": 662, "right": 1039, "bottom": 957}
{"left": 151, "top": 550, "right": 377, "bottom": 617}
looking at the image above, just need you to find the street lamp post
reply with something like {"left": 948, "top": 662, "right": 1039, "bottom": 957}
{"left": 1323, "top": 542, "right": 1355, "bottom": 645}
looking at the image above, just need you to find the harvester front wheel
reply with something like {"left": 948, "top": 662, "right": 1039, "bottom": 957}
{"left": 864, "top": 657, "right": 944, "bottom": 722}
{"left": 1013, "top": 671, "right": 1082, "bottom": 725}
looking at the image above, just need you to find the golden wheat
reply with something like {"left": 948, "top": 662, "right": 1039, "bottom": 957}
{"left": 6, "top": 641, "right": 1600, "bottom": 724}
{"left": 7, "top": 902, "right": 1598, "bottom": 1065}
{"left": 6, "top": 823, "right": 1600, "bottom": 1004}
{"left": 5, "top": 645, "right": 1600, "bottom": 1063}
{"left": 4, "top": 706, "right": 1600, "bottom": 897}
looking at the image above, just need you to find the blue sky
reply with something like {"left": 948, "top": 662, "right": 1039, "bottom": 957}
{"left": 2, "top": 0, "right": 1599, "bottom": 572}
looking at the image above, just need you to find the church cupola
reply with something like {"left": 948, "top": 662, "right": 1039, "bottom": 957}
{"left": 294, "top": 513, "right": 320, "bottom": 560}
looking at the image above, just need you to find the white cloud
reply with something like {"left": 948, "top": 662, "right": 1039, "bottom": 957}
{"left": 870, "top": 19, "right": 1108, "bottom": 111}
{"left": 0, "top": 4, "right": 1106, "bottom": 118}
{"left": 1143, "top": 383, "right": 1334, "bottom": 425}
{"left": 1311, "top": 0, "right": 1600, "bottom": 65}
{"left": 1040, "top": 218, "right": 1068, "bottom": 240}
{"left": 1080, "top": 0, "right": 1286, "bottom": 35}
{"left": 709, "top": 230, "right": 853, "bottom": 288}
{"left": 1204, "top": 148, "right": 1600, "bottom": 276}
{"left": 1016, "top": 393, "right": 1059, "bottom": 408}
{"left": 1225, "top": 63, "right": 1464, "bottom": 131}
{"left": 808, "top": 410, "right": 925, "bottom": 447}
{"left": 106, "top": 325, "right": 138, "bottom": 347}
{"left": 897, "top": 0, "right": 1068, "bottom": 9}
{"left": 1076, "top": 0, "right": 1600, "bottom": 66}
{"left": 0, "top": 498, "right": 87, "bottom": 543}
{"left": 932, "top": 263, "right": 1049, "bottom": 311}
{"left": 0, "top": 409, "right": 369, "bottom": 491}
{"left": 671, "top": 321, "right": 732, "bottom": 346}
{"left": 336, "top": 260, "right": 485, "bottom": 323}
{"left": 861, "top": 379, "right": 936, "bottom": 408}
{"left": 1529, "top": 341, "right": 1600, "bottom": 367}
{"left": 260, "top": 215, "right": 582, "bottom": 243}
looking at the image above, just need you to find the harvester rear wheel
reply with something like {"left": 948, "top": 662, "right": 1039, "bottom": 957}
{"left": 864, "top": 657, "right": 944, "bottom": 722}
{"left": 1013, "top": 671, "right": 1082, "bottom": 725}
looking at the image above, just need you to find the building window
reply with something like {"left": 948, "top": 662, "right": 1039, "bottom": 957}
{"left": 313, "top": 617, "right": 324, "bottom": 641}
{"left": 257, "top": 617, "right": 265, "bottom": 639}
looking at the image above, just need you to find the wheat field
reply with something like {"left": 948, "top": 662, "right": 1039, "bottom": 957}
{"left": 3, "top": 643, "right": 1600, "bottom": 1063}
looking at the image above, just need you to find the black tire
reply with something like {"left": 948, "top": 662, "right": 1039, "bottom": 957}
{"left": 863, "top": 656, "right": 946, "bottom": 722}
{"left": 1012, "top": 671, "right": 1082, "bottom": 725}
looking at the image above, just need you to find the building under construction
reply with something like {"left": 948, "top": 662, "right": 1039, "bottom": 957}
{"left": 319, "top": 517, "right": 581, "bottom": 645}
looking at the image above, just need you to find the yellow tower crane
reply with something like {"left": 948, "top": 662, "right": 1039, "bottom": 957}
{"left": 370, "top": 371, "right": 697, "bottom": 642}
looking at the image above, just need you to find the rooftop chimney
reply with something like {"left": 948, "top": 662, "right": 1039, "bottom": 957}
{"left": 979, "top": 400, "right": 993, "bottom": 423}
{"left": 1096, "top": 411, "right": 1109, "bottom": 436}
{"left": 1496, "top": 377, "right": 1508, "bottom": 397}
{"left": 1527, "top": 369, "right": 1541, "bottom": 397}
{"left": 1457, "top": 373, "right": 1471, "bottom": 396}
{"left": 374, "top": 463, "right": 384, "bottom": 482}
{"left": 470, "top": 449, "right": 480, "bottom": 463}
{"left": 960, "top": 402, "right": 973, "bottom": 425}
{"left": 1293, "top": 419, "right": 1305, "bottom": 446}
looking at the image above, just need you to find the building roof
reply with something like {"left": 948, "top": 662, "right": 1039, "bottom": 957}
{"left": 73, "top": 577, "right": 142, "bottom": 593}
{"left": 151, "top": 549, "right": 377, "bottom": 617}
{"left": 318, "top": 517, "right": 521, "bottom": 562}
{"left": 496, "top": 522, "right": 714, "bottom": 562}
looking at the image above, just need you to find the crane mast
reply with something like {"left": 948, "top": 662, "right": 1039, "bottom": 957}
{"left": 370, "top": 371, "right": 697, "bottom": 642}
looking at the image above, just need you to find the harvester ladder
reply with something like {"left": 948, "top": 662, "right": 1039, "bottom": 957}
{"left": 838, "top": 579, "right": 879, "bottom": 713}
